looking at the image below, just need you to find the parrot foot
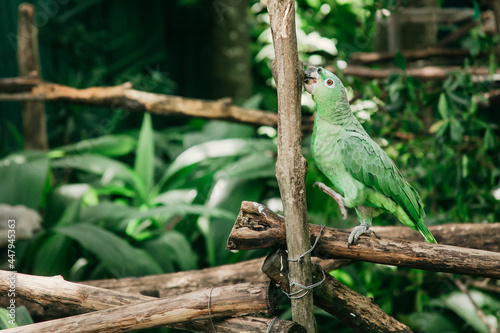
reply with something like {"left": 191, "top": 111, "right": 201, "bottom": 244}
{"left": 313, "top": 182, "right": 348, "bottom": 219}
{"left": 347, "top": 222, "right": 371, "bottom": 247}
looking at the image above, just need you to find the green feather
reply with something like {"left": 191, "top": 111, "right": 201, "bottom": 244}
{"left": 308, "top": 67, "right": 437, "bottom": 244}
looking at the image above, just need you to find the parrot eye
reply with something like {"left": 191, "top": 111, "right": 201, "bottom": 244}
{"left": 324, "top": 78, "right": 335, "bottom": 88}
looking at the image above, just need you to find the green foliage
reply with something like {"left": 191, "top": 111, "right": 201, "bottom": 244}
{"left": 1, "top": 1, "right": 499, "bottom": 332}
{"left": 0, "top": 306, "right": 33, "bottom": 329}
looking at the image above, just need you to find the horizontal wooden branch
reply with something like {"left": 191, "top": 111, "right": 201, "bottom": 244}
{"left": 262, "top": 249, "right": 412, "bottom": 333}
{"left": 0, "top": 77, "right": 279, "bottom": 127}
{"left": 350, "top": 48, "right": 470, "bottom": 65}
{"left": 82, "top": 256, "right": 342, "bottom": 297}
{"left": 0, "top": 270, "right": 147, "bottom": 313}
{"left": 1, "top": 257, "right": 341, "bottom": 322}
{"left": 227, "top": 201, "right": 500, "bottom": 278}
{"left": 1, "top": 272, "right": 275, "bottom": 333}
{"left": 340, "top": 65, "right": 499, "bottom": 81}
{"left": 370, "top": 224, "right": 500, "bottom": 253}
{"left": 170, "top": 316, "right": 305, "bottom": 333}
{"left": 0, "top": 270, "right": 278, "bottom": 332}
{"left": 83, "top": 257, "right": 269, "bottom": 297}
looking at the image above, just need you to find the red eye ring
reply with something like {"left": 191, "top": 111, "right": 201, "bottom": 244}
{"left": 326, "top": 79, "right": 334, "bottom": 86}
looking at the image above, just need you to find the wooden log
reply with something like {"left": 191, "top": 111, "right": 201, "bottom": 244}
{"left": 1, "top": 257, "right": 341, "bottom": 321}
{"left": 370, "top": 224, "right": 500, "bottom": 253}
{"left": 83, "top": 256, "right": 343, "bottom": 296}
{"left": 2, "top": 280, "right": 275, "bottom": 333}
{"left": 0, "top": 77, "right": 41, "bottom": 93}
{"left": 170, "top": 316, "right": 306, "bottom": 333}
{"left": 262, "top": 249, "right": 413, "bottom": 333}
{"left": 226, "top": 201, "right": 500, "bottom": 278}
{"left": 17, "top": 3, "right": 48, "bottom": 150}
{"left": 0, "top": 270, "right": 281, "bottom": 332}
{"left": 267, "top": 0, "right": 315, "bottom": 331}
{"left": 0, "top": 270, "right": 147, "bottom": 313}
{"left": 83, "top": 257, "right": 269, "bottom": 298}
{"left": 340, "top": 65, "right": 500, "bottom": 81}
{"left": 0, "top": 78, "right": 278, "bottom": 128}
{"left": 350, "top": 48, "right": 470, "bottom": 65}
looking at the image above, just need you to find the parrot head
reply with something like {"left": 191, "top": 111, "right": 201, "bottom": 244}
{"left": 304, "top": 66, "right": 349, "bottom": 109}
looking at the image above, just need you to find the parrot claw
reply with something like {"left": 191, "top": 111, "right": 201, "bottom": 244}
{"left": 313, "top": 182, "right": 348, "bottom": 219}
{"left": 347, "top": 222, "right": 371, "bottom": 247}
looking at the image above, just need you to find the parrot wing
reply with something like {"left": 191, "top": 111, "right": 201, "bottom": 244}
{"left": 338, "top": 133, "right": 426, "bottom": 225}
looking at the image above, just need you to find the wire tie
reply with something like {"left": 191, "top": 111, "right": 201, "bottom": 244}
{"left": 288, "top": 225, "right": 325, "bottom": 263}
{"left": 266, "top": 317, "right": 278, "bottom": 333}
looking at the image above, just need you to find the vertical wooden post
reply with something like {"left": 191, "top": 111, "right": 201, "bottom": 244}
{"left": 267, "top": 0, "right": 316, "bottom": 331}
{"left": 18, "top": 3, "right": 48, "bottom": 150}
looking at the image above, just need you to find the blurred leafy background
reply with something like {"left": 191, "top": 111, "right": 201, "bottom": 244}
{"left": 0, "top": 0, "right": 499, "bottom": 332}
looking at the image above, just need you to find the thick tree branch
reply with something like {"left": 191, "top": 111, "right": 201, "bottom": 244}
{"left": 0, "top": 78, "right": 278, "bottom": 128}
{"left": 1, "top": 72, "right": 497, "bottom": 137}
{"left": 263, "top": 249, "right": 413, "bottom": 333}
{"left": 170, "top": 316, "right": 306, "bottom": 333}
{"left": 1, "top": 257, "right": 339, "bottom": 322}
{"left": 0, "top": 271, "right": 276, "bottom": 333}
{"left": 267, "top": 0, "right": 315, "bottom": 331}
{"left": 340, "top": 65, "right": 500, "bottom": 81}
{"left": 83, "top": 257, "right": 269, "bottom": 298}
{"left": 350, "top": 48, "right": 470, "bottom": 65}
{"left": 227, "top": 202, "right": 500, "bottom": 279}
{"left": 82, "top": 256, "right": 339, "bottom": 296}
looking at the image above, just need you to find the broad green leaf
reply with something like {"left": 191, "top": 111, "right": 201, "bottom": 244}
{"left": 434, "top": 291, "right": 498, "bottom": 333}
{"left": 134, "top": 113, "right": 155, "bottom": 196}
{"left": 11, "top": 306, "right": 33, "bottom": 326}
{"left": 0, "top": 152, "right": 50, "bottom": 209}
{"left": 131, "top": 204, "right": 235, "bottom": 222}
{"left": 44, "top": 184, "right": 92, "bottom": 228}
{"left": 447, "top": 91, "right": 469, "bottom": 107}
{"left": 438, "top": 93, "right": 448, "bottom": 119}
{"left": 242, "top": 93, "right": 264, "bottom": 109}
{"left": 433, "top": 120, "right": 449, "bottom": 138}
{"left": 483, "top": 128, "right": 496, "bottom": 150}
{"left": 198, "top": 178, "right": 263, "bottom": 266}
{"left": 450, "top": 118, "right": 464, "bottom": 142}
{"left": 55, "top": 224, "right": 162, "bottom": 277}
{"left": 56, "top": 197, "right": 83, "bottom": 227}
{"left": 214, "top": 153, "right": 275, "bottom": 180}
{"left": 0, "top": 305, "right": 33, "bottom": 328}
{"left": 0, "top": 308, "right": 17, "bottom": 329}
{"left": 157, "top": 138, "right": 276, "bottom": 189}
{"left": 394, "top": 51, "right": 406, "bottom": 71}
{"left": 52, "top": 154, "right": 146, "bottom": 200}
{"left": 80, "top": 203, "right": 139, "bottom": 230}
{"left": 31, "top": 233, "right": 75, "bottom": 276}
{"left": 329, "top": 270, "right": 354, "bottom": 287}
{"left": 388, "top": 80, "right": 403, "bottom": 102}
{"left": 50, "top": 135, "right": 136, "bottom": 157}
{"left": 142, "top": 231, "right": 198, "bottom": 272}
{"left": 152, "top": 189, "right": 197, "bottom": 205}
{"left": 80, "top": 202, "right": 234, "bottom": 231}
{"left": 408, "top": 312, "right": 459, "bottom": 333}
{"left": 305, "top": 0, "right": 322, "bottom": 9}
{"left": 94, "top": 184, "right": 135, "bottom": 198}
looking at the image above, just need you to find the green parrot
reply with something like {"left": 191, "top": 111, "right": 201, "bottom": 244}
{"left": 304, "top": 66, "right": 437, "bottom": 246}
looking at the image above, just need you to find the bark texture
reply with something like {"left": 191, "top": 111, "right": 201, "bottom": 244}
{"left": 17, "top": 3, "right": 47, "bottom": 150}
{"left": 1, "top": 275, "right": 275, "bottom": 333}
{"left": 263, "top": 249, "right": 413, "bottom": 333}
{"left": 227, "top": 201, "right": 500, "bottom": 278}
{"left": 0, "top": 79, "right": 278, "bottom": 127}
{"left": 267, "top": 0, "right": 315, "bottom": 331}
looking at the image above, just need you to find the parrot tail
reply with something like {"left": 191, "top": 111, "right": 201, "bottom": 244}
{"left": 416, "top": 222, "right": 438, "bottom": 244}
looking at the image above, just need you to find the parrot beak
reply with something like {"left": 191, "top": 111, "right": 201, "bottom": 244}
{"left": 304, "top": 67, "right": 320, "bottom": 95}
